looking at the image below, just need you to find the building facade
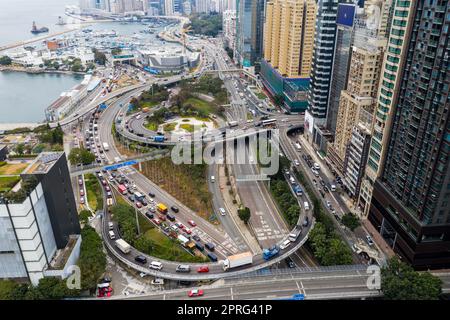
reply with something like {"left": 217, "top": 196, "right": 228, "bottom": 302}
{"left": 305, "top": 0, "right": 342, "bottom": 149}
{"left": 235, "top": 0, "right": 266, "bottom": 70}
{"left": 260, "top": 0, "right": 316, "bottom": 112}
{"left": 223, "top": 10, "right": 237, "bottom": 52}
{"left": 367, "top": 0, "right": 450, "bottom": 269}
{"left": 0, "top": 152, "right": 81, "bottom": 284}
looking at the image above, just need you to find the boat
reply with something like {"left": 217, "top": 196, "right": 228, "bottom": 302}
{"left": 31, "top": 21, "right": 49, "bottom": 34}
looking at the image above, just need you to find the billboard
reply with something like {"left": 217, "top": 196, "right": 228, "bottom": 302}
{"left": 304, "top": 110, "right": 314, "bottom": 134}
{"left": 337, "top": 4, "right": 356, "bottom": 27}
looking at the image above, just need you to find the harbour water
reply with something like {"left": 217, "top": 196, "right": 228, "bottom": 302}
{"left": 0, "top": 0, "right": 80, "bottom": 126}
{"left": 0, "top": 72, "right": 83, "bottom": 124}
{"left": 0, "top": 1, "right": 181, "bottom": 125}
{"left": 0, "top": 0, "right": 76, "bottom": 47}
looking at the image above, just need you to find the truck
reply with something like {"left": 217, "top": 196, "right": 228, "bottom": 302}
{"left": 153, "top": 135, "right": 165, "bottom": 142}
{"left": 288, "top": 227, "right": 302, "bottom": 242}
{"left": 118, "top": 184, "right": 127, "bottom": 195}
{"left": 177, "top": 234, "right": 190, "bottom": 246}
{"left": 102, "top": 142, "right": 109, "bottom": 151}
{"left": 157, "top": 203, "right": 168, "bottom": 214}
{"left": 293, "top": 184, "right": 303, "bottom": 196}
{"left": 222, "top": 251, "right": 253, "bottom": 271}
{"left": 263, "top": 245, "right": 280, "bottom": 261}
{"left": 115, "top": 239, "right": 131, "bottom": 254}
{"left": 228, "top": 120, "right": 238, "bottom": 128}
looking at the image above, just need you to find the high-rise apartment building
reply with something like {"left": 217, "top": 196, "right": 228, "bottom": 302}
{"left": 366, "top": 1, "right": 450, "bottom": 269}
{"left": 235, "top": 0, "right": 266, "bottom": 70}
{"left": 164, "top": 0, "right": 174, "bottom": 14}
{"left": 305, "top": 0, "right": 343, "bottom": 149}
{"left": 223, "top": 10, "right": 237, "bottom": 52}
{"left": 260, "top": 0, "right": 316, "bottom": 112}
{"left": 0, "top": 153, "right": 81, "bottom": 285}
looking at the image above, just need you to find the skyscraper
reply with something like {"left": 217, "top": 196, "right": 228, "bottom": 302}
{"left": 260, "top": 0, "right": 316, "bottom": 112}
{"left": 305, "top": 0, "right": 343, "bottom": 150}
{"left": 235, "top": 0, "right": 266, "bottom": 70}
{"left": 367, "top": 1, "right": 450, "bottom": 269}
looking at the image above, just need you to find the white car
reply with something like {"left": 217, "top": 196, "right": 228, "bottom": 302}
{"left": 294, "top": 160, "right": 300, "bottom": 166}
{"left": 280, "top": 239, "right": 291, "bottom": 250}
{"left": 311, "top": 168, "right": 319, "bottom": 177}
{"left": 219, "top": 208, "right": 226, "bottom": 216}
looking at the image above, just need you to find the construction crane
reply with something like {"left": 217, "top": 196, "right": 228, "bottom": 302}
{"left": 181, "top": 25, "right": 192, "bottom": 55}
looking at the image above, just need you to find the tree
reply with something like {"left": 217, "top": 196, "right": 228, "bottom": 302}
{"left": 0, "top": 280, "right": 20, "bottom": 300}
{"left": 0, "top": 56, "right": 12, "bottom": 65}
{"left": 381, "top": 258, "right": 442, "bottom": 300}
{"left": 16, "top": 143, "right": 25, "bottom": 155}
{"left": 238, "top": 207, "right": 251, "bottom": 224}
{"left": 79, "top": 226, "right": 106, "bottom": 292}
{"left": 93, "top": 49, "right": 106, "bottom": 65}
{"left": 68, "top": 148, "right": 95, "bottom": 165}
{"left": 341, "top": 212, "right": 360, "bottom": 231}
{"left": 79, "top": 209, "right": 92, "bottom": 224}
{"left": 71, "top": 62, "right": 83, "bottom": 72}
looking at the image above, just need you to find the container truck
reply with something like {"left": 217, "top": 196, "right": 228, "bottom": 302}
{"left": 263, "top": 245, "right": 280, "bottom": 261}
{"left": 177, "top": 234, "right": 190, "bottom": 246}
{"left": 115, "top": 239, "right": 131, "bottom": 254}
{"left": 102, "top": 142, "right": 110, "bottom": 151}
{"left": 222, "top": 251, "right": 253, "bottom": 271}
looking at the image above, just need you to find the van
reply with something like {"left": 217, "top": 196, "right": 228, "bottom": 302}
{"left": 195, "top": 242, "right": 204, "bottom": 251}
{"left": 135, "top": 255, "right": 147, "bottom": 264}
{"left": 176, "top": 265, "right": 191, "bottom": 273}
{"left": 207, "top": 252, "right": 218, "bottom": 262}
{"left": 210, "top": 175, "right": 215, "bottom": 183}
{"left": 205, "top": 242, "right": 215, "bottom": 251}
{"left": 331, "top": 184, "right": 336, "bottom": 192}
{"left": 280, "top": 239, "right": 291, "bottom": 250}
{"left": 108, "top": 231, "right": 116, "bottom": 240}
{"left": 108, "top": 222, "right": 114, "bottom": 230}
{"left": 219, "top": 208, "right": 226, "bottom": 216}
{"left": 150, "top": 261, "right": 163, "bottom": 270}
{"left": 304, "top": 201, "right": 310, "bottom": 210}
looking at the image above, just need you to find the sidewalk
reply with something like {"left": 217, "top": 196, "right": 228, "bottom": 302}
{"left": 218, "top": 165, "right": 262, "bottom": 254}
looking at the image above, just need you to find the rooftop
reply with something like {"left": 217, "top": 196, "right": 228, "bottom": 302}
{"left": 23, "top": 152, "right": 63, "bottom": 175}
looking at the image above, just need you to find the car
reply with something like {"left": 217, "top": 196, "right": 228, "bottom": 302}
{"left": 78, "top": 178, "right": 83, "bottom": 185}
{"left": 152, "top": 218, "right": 161, "bottom": 225}
{"left": 320, "top": 180, "right": 326, "bottom": 187}
{"left": 158, "top": 214, "right": 166, "bottom": 221}
{"left": 175, "top": 222, "right": 185, "bottom": 229}
{"left": 128, "top": 195, "right": 135, "bottom": 202}
{"left": 171, "top": 206, "right": 179, "bottom": 213}
{"left": 148, "top": 206, "right": 156, "bottom": 213}
{"left": 80, "top": 189, "right": 85, "bottom": 196}
{"left": 135, "top": 201, "right": 142, "bottom": 209}
{"left": 294, "top": 159, "right": 300, "bottom": 166}
{"left": 80, "top": 196, "right": 85, "bottom": 204}
{"left": 323, "top": 186, "right": 329, "bottom": 193}
{"left": 192, "top": 235, "right": 201, "bottom": 242}
{"left": 366, "top": 235, "right": 374, "bottom": 246}
{"left": 105, "top": 185, "right": 111, "bottom": 191}
{"left": 141, "top": 199, "right": 148, "bottom": 206}
{"left": 148, "top": 192, "right": 155, "bottom": 198}
{"left": 145, "top": 212, "right": 154, "bottom": 219}
{"left": 197, "top": 266, "right": 209, "bottom": 273}
{"left": 188, "top": 220, "right": 196, "bottom": 227}
{"left": 219, "top": 207, "right": 226, "bottom": 216}
{"left": 285, "top": 257, "right": 295, "bottom": 268}
{"left": 184, "top": 228, "right": 192, "bottom": 234}
{"left": 134, "top": 255, "right": 147, "bottom": 264}
{"left": 171, "top": 224, "right": 179, "bottom": 232}
{"left": 188, "top": 289, "right": 204, "bottom": 297}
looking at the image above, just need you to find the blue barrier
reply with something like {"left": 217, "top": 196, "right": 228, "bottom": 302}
{"left": 104, "top": 160, "right": 138, "bottom": 171}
